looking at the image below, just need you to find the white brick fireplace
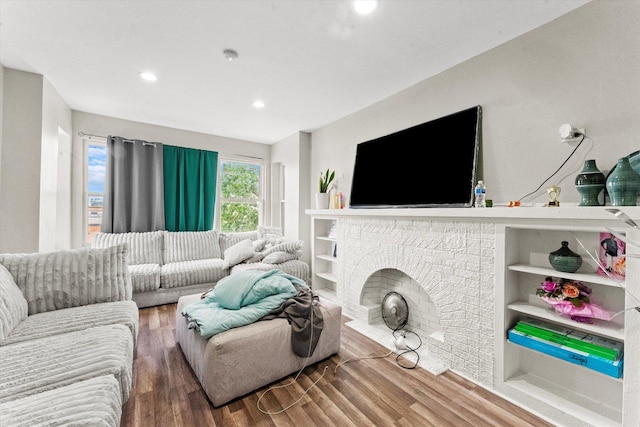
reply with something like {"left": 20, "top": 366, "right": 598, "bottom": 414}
{"left": 309, "top": 206, "right": 640, "bottom": 426}
{"left": 338, "top": 216, "right": 496, "bottom": 386}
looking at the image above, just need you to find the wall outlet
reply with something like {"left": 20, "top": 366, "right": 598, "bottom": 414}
{"left": 561, "top": 127, "right": 586, "bottom": 143}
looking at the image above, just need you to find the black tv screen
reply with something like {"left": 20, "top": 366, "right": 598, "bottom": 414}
{"left": 349, "top": 105, "right": 482, "bottom": 208}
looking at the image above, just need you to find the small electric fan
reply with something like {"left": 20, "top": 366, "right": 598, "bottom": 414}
{"left": 381, "top": 291, "right": 409, "bottom": 330}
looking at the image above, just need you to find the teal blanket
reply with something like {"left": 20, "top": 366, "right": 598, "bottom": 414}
{"left": 181, "top": 269, "right": 307, "bottom": 339}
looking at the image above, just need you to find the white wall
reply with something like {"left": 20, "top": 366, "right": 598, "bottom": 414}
{"left": 0, "top": 65, "right": 4, "bottom": 193}
{"left": 271, "top": 131, "right": 312, "bottom": 263}
{"left": 39, "top": 77, "right": 73, "bottom": 252}
{"left": 310, "top": 0, "right": 640, "bottom": 208}
{"left": 0, "top": 69, "right": 44, "bottom": 252}
{"left": 71, "top": 111, "right": 271, "bottom": 248}
{"left": 55, "top": 128, "right": 72, "bottom": 249}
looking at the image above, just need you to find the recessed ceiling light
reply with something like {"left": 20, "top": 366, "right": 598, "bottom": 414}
{"left": 352, "top": 0, "right": 378, "bottom": 15}
{"left": 139, "top": 72, "right": 157, "bottom": 82}
{"left": 223, "top": 49, "right": 239, "bottom": 61}
{"left": 252, "top": 100, "right": 265, "bottom": 109}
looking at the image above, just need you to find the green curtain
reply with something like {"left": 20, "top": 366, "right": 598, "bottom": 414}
{"left": 163, "top": 145, "right": 218, "bottom": 231}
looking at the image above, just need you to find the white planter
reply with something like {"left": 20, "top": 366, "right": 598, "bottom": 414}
{"left": 315, "top": 193, "right": 330, "bottom": 209}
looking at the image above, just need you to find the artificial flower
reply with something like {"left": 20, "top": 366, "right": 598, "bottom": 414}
{"left": 536, "top": 277, "right": 609, "bottom": 323}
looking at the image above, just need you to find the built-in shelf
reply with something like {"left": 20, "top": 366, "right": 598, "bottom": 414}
{"left": 508, "top": 264, "right": 622, "bottom": 288}
{"left": 505, "top": 365, "right": 621, "bottom": 427}
{"left": 310, "top": 215, "right": 339, "bottom": 300}
{"left": 507, "top": 301, "right": 625, "bottom": 341}
{"left": 316, "top": 272, "right": 337, "bottom": 282}
{"left": 496, "top": 224, "right": 637, "bottom": 426}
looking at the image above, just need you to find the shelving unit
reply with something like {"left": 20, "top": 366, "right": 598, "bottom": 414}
{"left": 309, "top": 214, "right": 338, "bottom": 302}
{"left": 496, "top": 224, "right": 635, "bottom": 426}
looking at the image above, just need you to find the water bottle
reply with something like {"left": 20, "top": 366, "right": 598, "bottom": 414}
{"left": 474, "top": 180, "right": 486, "bottom": 208}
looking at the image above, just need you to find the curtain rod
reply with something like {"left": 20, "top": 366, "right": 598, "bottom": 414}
{"left": 77, "top": 131, "right": 106, "bottom": 139}
{"left": 77, "top": 132, "right": 156, "bottom": 147}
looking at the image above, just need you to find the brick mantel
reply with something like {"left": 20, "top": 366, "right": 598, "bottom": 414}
{"left": 307, "top": 206, "right": 640, "bottom": 394}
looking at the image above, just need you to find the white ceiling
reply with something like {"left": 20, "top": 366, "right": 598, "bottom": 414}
{"left": 0, "top": 0, "right": 590, "bottom": 144}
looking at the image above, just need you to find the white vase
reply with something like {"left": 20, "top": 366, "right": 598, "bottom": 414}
{"left": 315, "top": 193, "right": 330, "bottom": 209}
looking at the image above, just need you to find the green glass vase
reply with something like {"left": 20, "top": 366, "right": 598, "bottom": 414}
{"left": 575, "top": 159, "right": 605, "bottom": 206}
{"left": 606, "top": 156, "right": 640, "bottom": 206}
{"left": 549, "top": 241, "right": 582, "bottom": 273}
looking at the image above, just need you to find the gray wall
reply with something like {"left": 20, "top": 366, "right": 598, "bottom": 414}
{"left": 271, "top": 131, "right": 311, "bottom": 263}
{"left": 71, "top": 111, "right": 272, "bottom": 248}
{"left": 310, "top": 0, "right": 640, "bottom": 208}
{"left": 0, "top": 69, "right": 73, "bottom": 253}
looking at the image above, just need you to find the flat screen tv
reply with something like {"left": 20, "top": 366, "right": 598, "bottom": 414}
{"left": 349, "top": 105, "right": 482, "bottom": 209}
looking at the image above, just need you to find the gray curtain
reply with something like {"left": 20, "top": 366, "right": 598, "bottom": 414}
{"left": 101, "top": 135, "right": 165, "bottom": 233}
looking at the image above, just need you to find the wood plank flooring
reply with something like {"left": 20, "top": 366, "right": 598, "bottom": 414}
{"left": 121, "top": 303, "right": 554, "bottom": 427}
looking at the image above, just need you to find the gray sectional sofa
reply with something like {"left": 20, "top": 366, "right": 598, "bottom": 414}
{"left": 91, "top": 227, "right": 310, "bottom": 308}
{"left": 0, "top": 244, "right": 139, "bottom": 427}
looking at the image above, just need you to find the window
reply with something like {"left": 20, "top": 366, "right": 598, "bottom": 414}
{"left": 85, "top": 139, "right": 106, "bottom": 243}
{"left": 219, "top": 159, "right": 263, "bottom": 232}
{"left": 83, "top": 145, "right": 263, "bottom": 238}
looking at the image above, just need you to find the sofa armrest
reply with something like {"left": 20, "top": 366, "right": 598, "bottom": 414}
{"left": 0, "top": 244, "right": 132, "bottom": 315}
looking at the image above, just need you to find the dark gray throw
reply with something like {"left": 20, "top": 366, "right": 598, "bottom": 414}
{"left": 264, "top": 285, "right": 324, "bottom": 357}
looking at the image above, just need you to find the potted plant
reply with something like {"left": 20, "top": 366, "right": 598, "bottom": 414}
{"left": 316, "top": 169, "right": 335, "bottom": 209}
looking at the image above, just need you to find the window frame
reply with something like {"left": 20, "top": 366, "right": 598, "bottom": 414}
{"left": 83, "top": 136, "right": 107, "bottom": 245}
{"left": 216, "top": 155, "right": 265, "bottom": 232}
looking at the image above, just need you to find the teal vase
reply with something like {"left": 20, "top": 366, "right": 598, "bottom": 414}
{"left": 606, "top": 156, "right": 640, "bottom": 206}
{"left": 575, "top": 159, "right": 605, "bottom": 206}
{"left": 549, "top": 241, "right": 582, "bottom": 273}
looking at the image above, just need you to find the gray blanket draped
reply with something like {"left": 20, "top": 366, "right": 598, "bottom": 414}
{"left": 264, "top": 284, "right": 324, "bottom": 357}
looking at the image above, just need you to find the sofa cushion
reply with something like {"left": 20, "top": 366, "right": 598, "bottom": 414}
{"left": 164, "top": 230, "right": 221, "bottom": 263}
{"left": 0, "top": 264, "right": 28, "bottom": 343}
{"left": 0, "top": 324, "right": 134, "bottom": 404}
{"left": 223, "top": 239, "right": 256, "bottom": 268}
{"left": 128, "top": 263, "right": 162, "bottom": 293}
{"left": 160, "top": 258, "right": 227, "bottom": 289}
{"left": 0, "top": 244, "right": 131, "bottom": 315}
{"left": 0, "top": 375, "right": 123, "bottom": 427}
{"left": 92, "top": 230, "right": 164, "bottom": 265}
{"left": 1, "top": 300, "right": 139, "bottom": 347}
{"left": 219, "top": 231, "right": 258, "bottom": 253}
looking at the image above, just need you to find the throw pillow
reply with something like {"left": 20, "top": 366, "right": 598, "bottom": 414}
{"left": 258, "top": 226, "right": 284, "bottom": 245}
{"left": 244, "top": 252, "right": 265, "bottom": 264}
{"left": 0, "top": 264, "right": 28, "bottom": 342}
{"left": 262, "top": 240, "right": 304, "bottom": 256}
{"left": 223, "top": 239, "right": 256, "bottom": 268}
{"left": 252, "top": 239, "right": 266, "bottom": 252}
{"left": 262, "top": 251, "right": 301, "bottom": 264}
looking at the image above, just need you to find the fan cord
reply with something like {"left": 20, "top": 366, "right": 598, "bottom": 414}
{"left": 392, "top": 328, "right": 422, "bottom": 369}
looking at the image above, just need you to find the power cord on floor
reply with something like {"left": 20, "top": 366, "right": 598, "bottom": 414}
{"left": 392, "top": 329, "right": 422, "bottom": 369}
{"left": 334, "top": 348, "right": 395, "bottom": 374}
{"left": 256, "top": 298, "right": 335, "bottom": 415}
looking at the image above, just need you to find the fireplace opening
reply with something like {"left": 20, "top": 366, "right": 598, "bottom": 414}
{"left": 345, "top": 268, "right": 447, "bottom": 375}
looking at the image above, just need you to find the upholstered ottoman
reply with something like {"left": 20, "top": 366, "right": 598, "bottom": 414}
{"left": 175, "top": 293, "right": 341, "bottom": 407}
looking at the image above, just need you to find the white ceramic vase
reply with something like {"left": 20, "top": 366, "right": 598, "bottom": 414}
{"left": 315, "top": 193, "right": 330, "bottom": 209}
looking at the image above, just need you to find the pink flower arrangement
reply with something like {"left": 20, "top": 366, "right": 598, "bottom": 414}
{"left": 536, "top": 277, "right": 610, "bottom": 323}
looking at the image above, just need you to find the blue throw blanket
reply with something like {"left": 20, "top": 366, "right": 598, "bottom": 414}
{"left": 181, "top": 269, "right": 307, "bottom": 339}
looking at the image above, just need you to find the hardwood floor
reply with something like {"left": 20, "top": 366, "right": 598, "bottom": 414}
{"left": 121, "top": 303, "right": 554, "bottom": 427}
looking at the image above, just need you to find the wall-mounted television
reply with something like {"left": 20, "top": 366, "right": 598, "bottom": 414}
{"left": 349, "top": 105, "right": 482, "bottom": 209}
